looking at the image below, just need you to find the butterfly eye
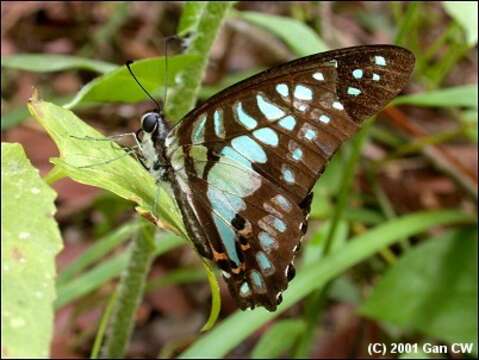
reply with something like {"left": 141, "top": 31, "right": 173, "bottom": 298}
{"left": 141, "top": 112, "right": 160, "bottom": 133}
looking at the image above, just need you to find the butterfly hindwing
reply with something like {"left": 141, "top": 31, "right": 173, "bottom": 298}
{"left": 170, "top": 143, "right": 304, "bottom": 310}
{"left": 161, "top": 45, "right": 414, "bottom": 310}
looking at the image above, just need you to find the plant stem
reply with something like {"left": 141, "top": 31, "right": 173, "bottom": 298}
{"left": 101, "top": 224, "right": 156, "bottom": 358}
{"left": 166, "top": 2, "right": 235, "bottom": 122}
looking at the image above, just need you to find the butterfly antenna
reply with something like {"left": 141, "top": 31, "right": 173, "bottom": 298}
{"left": 163, "top": 36, "right": 169, "bottom": 109}
{"left": 126, "top": 61, "right": 163, "bottom": 113}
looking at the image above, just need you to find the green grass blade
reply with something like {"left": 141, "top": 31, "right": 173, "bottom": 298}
{"left": 1, "top": 54, "right": 117, "bottom": 74}
{"left": 237, "top": 11, "right": 328, "bottom": 57}
{"left": 394, "top": 84, "right": 478, "bottom": 108}
{"left": 251, "top": 319, "right": 306, "bottom": 358}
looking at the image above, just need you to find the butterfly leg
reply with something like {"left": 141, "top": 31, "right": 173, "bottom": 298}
{"left": 70, "top": 132, "right": 138, "bottom": 143}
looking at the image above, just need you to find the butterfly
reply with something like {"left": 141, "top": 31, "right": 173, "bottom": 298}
{"left": 134, "top": 45, "right": 415, "bottom": 311}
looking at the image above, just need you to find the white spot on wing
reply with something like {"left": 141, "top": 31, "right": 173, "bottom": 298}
{"left": 374, "top": 55, "right": 386, "bottom": 66}
{"left": 332, "top": 101, "right": 344, "bottom": 110}
{"left": 312, "top": 72, "right": 324, "bottom": 81}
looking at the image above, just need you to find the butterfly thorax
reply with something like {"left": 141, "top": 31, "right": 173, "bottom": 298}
{"left": 137, "top": 111, "right": 215, "bottom": 260}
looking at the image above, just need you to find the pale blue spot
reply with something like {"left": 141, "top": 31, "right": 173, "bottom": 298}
{"left": 352, "top": 69, "right": 363, "bottom": 79}
{"left": 312, "top": 72, "right": 324, "bottom": 81}
{"left": 234, "top": 102, "right": 257, "bottom": 130}
{"left": 374, "top": 55, "right": 386, "bottom": 66}
{"left": 292, "top": 147, "right": 303, "bottom": 161}
{"left": 220, "top": 146, "right": 252, "bottom": 170}
{"left": 250, "top": 270, "right": 266, "bottom": 291}
{"left": 275, "top": 83, "right": 289, "bottom": 97}
{"left": 212, "top": 214, "right": 240, "bottom": 266}
{"left": 347, "top": 87, "right": 361, "bottom": 96}
{"left": 332, "top": 101, "right": 344, "bottom": 110}
{"left": 232, "top": 136, "right": 267, "bottom": 163}
{"left": 294, "top": 84, "right": 313, "bottom": 101}
{"left": 191, "top": 114, "right": 207, "bottom": 143}
{"left": 207, "top": 187, "right": 245, "bottom": 224}
{"left": 372, "top": 73, "right": 380, "bottom": 81}
{"left": 259, "top": 231, "right": 278, "bottom": 253}
{"left": 207, "top": 159, "right": 261, "bottom": 197}
{"left": 239, "top": 282, "right": 251, "bottom": 297}
{"left": 305, "top": 128, "right": 317, "bottom": 141}
{"left": 214, "top": 109, "right": 224, "bottom": 138}
{"left": 278, "top": 115, "right": 296, "bottom": 131}
{"left": 257, "top": 94, "right": 285, "bottom": 121}
{"left": 273, "top": 218, "right": 286, "bottom": 232}
{"left": 319, "top": 114, "right": 330, "bottom": 124}
{"left": 273, "top": 195, "right": 291, "bottom": 212}
{"left": 253, "top": 128, "right": 279, "bottom": 147}
{"left": 282, "top": 166, "right": 295, "bottom": 184}
{"left": 256, "top": 251, "right": 274, "bottom": 275}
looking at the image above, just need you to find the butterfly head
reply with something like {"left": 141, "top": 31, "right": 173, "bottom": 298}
{"left": 140, "top": 110, "right": 170, "bottom": 144}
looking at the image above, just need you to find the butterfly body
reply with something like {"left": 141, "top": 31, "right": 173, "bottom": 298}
{"left": 136, "top": 45, "right": 415, "bottom": 311}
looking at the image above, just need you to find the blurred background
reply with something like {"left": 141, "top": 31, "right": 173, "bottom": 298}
{"left": 1, "top": 1, "right": 477, "bottom": 358}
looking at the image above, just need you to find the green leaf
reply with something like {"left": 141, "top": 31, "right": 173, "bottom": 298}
{"left": 360, "top": 228, "right": 477, "bottom": 346}
{"left": 179, "top": 210, "right": 472, "bottom": 358}
{"left": 251, "top": 319, "right": 306, "bottom": 358}
{"left": 1, "top": 142, "right": 63, "bottom": 358}
{"left": 237, "top": 11, "right": 328, "bottom": 56}
{"left": 394, "top": 84, "right": 478, "bottom": 108}
{"left": 443, "top": 2, "right": 478, "bottom": 46}
{"left": 64, "top": 54, "right": 201, "bottom": 109}
{"left": 1, "top": 54, "right": 117, "bottom": 74}
{"left": 27, "top": 96, "right": 185, "bottom": 236}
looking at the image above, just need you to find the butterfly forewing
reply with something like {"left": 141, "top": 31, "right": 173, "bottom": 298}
{"left": 161, "top": 45, "right": 414, "bottom": 311}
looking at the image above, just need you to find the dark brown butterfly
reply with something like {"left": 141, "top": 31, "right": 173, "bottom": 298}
{"left": 135, "top": 45, "right": 415, "bottom": 311}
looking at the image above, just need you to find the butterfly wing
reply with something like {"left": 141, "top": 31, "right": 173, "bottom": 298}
{"left": 165, "top": 45, "right": 414, "bottom": 310}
